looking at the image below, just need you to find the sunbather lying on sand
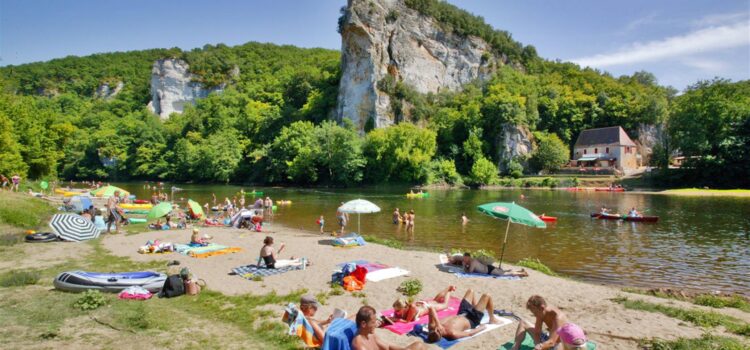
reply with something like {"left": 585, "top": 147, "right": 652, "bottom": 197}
{"left": 426, "top": 288, "right": 504, "bottom": 342}
{"left": 384, "top": 285, "right": 456, "bottom": 324}
{"left": 353, "top": 306, "right": 425, "bottom": 350}
{"left": 463, "top": 253, "right": 528, "bottom": 277}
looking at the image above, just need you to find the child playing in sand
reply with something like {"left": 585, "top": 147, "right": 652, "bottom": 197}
{"left": 190, "top": 228, "right": 211, "bottom": 246}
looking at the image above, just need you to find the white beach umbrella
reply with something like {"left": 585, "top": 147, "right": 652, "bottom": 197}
{"left": 49, "top": 214, "right": 100, "bottom": 242}
{"left": 338, "top": 199, "right": 381, "bottom": 234}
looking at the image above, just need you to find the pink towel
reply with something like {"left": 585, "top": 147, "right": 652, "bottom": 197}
{"left": 381, "top": 297, "right": 461, "bottom": 335}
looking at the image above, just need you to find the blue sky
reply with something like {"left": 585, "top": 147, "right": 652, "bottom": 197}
{"left": 1, "top": 0, "right": 748, "bottom": 90}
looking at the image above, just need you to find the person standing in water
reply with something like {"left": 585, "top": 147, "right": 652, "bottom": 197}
{"left": 461, "top": 213, "right": 469, "bottom": 225}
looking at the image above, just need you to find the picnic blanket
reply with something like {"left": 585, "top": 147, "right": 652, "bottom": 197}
{"left": 322, "top": 318, "right": 357, "bottom": 350}
{"left": 408, "top": 312, "right": 513, "bottom": 349}
{"left": 174, "top": 243, "right": 242, "bottom": 258}
{"left": 381, "top": 296, "right": 462, "bottom": 335}
{"left": 336, "top": 261, "right": 410, "bottom": 282}
{"left": 232, "top": 263, "right": 304, "bottom": 279}
{"left": 498, "top": 333, "right": 597, "bottom": 350}
{"left": 439, "top": 254, "right": 522, "bottom": 280}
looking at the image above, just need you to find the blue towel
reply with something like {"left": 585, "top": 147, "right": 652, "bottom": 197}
{"left": 322, "top": 318, "right": 358, "bottom": 350}
{"left": 408, "top": 324, "right": 459, "bottom": 349}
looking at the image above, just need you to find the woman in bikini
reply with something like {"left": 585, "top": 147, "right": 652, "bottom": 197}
{"left": 385, "top": 286, "right": 456, "bottom": 324}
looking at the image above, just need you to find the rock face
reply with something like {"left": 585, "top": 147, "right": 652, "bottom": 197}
{"left": 148, "top": 59, "right": 225, "bottom": 120}
{"left": 95, "top": 81, "right": 123, "bottom": 99}
{"left": 337, "top": 0, "right": 500, "bottom": 131}
{"left": 637, "top": 123, "right": 665, "bottom": 164}
{"left": 496, "top": 124, "right": 533, "bottom": 173}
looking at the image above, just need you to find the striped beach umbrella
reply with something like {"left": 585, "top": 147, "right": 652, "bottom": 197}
{"left": 49, "top": 214, "right": 100, "bottom": 242}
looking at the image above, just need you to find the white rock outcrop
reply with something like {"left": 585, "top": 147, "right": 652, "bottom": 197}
{"left": 497, "top": 124, "right": 533, "bottom": 173}
{"left": 148, "top": 59, "right": 225, "bottom": 120}
{"left": 95, "top": 81, "right": 123, "bottom": 99}
{"left": 337, "top": 0, "right": 500, "bottom": 131}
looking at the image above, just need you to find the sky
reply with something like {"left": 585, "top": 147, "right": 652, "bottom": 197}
{"left": 1, "top": 0, "right": 748, "bottom": 90}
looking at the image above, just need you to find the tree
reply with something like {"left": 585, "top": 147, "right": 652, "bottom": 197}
{"left": 363, "top": 123, "right": 436, "bottom": 182}
{"left": 529, "top": 132, "right": 569, "bottom": 173}
{"left": 315, "top": 121, "right": 366, "bottom": 186}
{"left": 470, "top": 157, "right": 499, "bottom": 185}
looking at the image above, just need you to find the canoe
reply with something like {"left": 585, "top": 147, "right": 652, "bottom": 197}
{"left": 133, "top": 199, "right": 150, "bottom": 204}
{"left": 53, "top": 271, "right": 166, "bottom": 293}
{"left": 124, "top": 209, "right": 150, "bottom": 214}
{"left": 623, "top": 216, "right": 659, "bottom": 222}
{"left": 128, "top": 218, "right": 147, "bottom": 224}
{"left": 594, "top": 187, "right": 625, "bottom": 192}
{"left": 538, "top": 215, "right": 557, "bottom": 222}
{"left": 406, "top": 193, "right": 430, "bottom": 198}
{"left": 120, "top": 203, "right": 153, "bottom": 210}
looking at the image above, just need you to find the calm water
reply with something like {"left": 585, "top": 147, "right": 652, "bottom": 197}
{"left": 117, "top": 183, "right": 750, "bottom": 295}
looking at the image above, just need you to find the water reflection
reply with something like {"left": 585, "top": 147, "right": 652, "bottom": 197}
{"left": 117, "top": 183, "right": 750, "bottom": 295}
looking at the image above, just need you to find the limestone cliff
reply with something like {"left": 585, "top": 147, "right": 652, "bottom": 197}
{"left": 148, "top": 59, "right": 226, "bottom": 120}
{"left": 95, "top": 81, "right": 123, "bottom": 99}
{"left": 337, "top": 0, "right": 500, "bottom": 131}
{"left": 497, "top": 124, "right": 533, "bottom": 173}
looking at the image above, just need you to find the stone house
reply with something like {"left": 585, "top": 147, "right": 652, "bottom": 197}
{"left": 572, "top": 126, "right": 639, "bottom": 171}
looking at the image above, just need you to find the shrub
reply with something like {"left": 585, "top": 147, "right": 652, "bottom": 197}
{"left": 0, "top": 269, "right": 41, "bottom": 287}
{"left": 516, "top": 258, "right": 557, "bottom": 276}
{"left": 73, "top": 290, "right": 108, "bottom": 311}
{"left": 507, "top": 159, "right": 524, "bottom": 178}
{"left": 397, "top": 279, "right": 423, "bottom": 301}
{"left": 470, "top": 157, "right": 499, "bottom": 185}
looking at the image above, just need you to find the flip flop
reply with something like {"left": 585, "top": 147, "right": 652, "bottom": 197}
{"left": 494, "top": 310, "right": 520, "bottom": 320}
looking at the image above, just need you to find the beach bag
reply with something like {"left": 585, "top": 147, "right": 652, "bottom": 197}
{"left": 158, "top": 275, "right": 185, "bottom": 298}
{"left": 184, "top": 278, "right": 201, "bottom": 295}
{"left": 351, "top": 265, "right": 368, "bottom": 284}
{"left": 342, "top": 275, "right": 364, "bottom": 291}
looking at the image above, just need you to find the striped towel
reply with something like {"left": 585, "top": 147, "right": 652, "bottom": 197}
{"left": 232, "top": 264, "right": 304, "bottom": 279}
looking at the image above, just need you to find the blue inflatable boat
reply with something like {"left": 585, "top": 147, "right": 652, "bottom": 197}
{"left": 53, "top": 271, "right": 167, "bottom": 293}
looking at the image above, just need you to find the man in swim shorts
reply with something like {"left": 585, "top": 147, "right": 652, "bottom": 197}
{"left": 510, "top": 295, "right": 588, "bottom": 350}
{"left": 462, "top": 253, "right": 528, "bottom": 277}
{"left": 425, "top": 289, "right": 504, "bottom": 343}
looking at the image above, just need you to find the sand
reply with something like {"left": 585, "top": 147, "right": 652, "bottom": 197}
{"left": 99, "top": 222, "right": 746, "bottom": 350}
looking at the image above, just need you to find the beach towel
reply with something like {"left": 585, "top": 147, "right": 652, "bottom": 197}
{"left": 408, "top": 312, "right": 513, "bottom": 349}
{"left": 498, "top": 333, "right": 597, "bottom": 350}
{"left": 174, "top": 243, "right": 242, "bottom": 258}
{"left": 118, "top": 286, "right": 153, "bottom": 300}
{"left": 336, "top": 261, "right": 409, "bottom": 282}
{"left": 232, "top": 263, "right": 304, "bottom": 279}
{"left": 322, "top": 318, "right": 357, "bottom": 350}
{"left": 332, "top": 233, "right": 366, "bottom": 247}
{"left": 285, "top": 303, "right": 322, "bottom": 348}
{"left": 439, "top": 254, "right": 522, "bottom": 280}
{"left": 381, "top": 297, "right": 462, "bottom": 335}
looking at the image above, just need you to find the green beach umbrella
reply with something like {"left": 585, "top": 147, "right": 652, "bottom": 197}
{"left": 187, "top": 199, "right": 204, "bottom": 219}
{"left": 477, "top": 201, "right": 546, "bottom": 268}
{"left": 90, "top": 185, "right": 130, "bottom": 198}
{"left": 147, "top": 202, "right": 173, "bottom": 220}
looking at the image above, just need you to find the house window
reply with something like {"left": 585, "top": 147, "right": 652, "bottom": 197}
{"left": 605, "top": 147, "right": 609, "bottom": 153}
{"left": 594, "top": 148, "right": 598, "bottom": 154}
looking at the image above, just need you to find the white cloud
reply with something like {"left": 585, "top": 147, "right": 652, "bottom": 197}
{"left": 619, "top": 13, "right": 659, "bottom": 35}
{"left": 571, "top": 20, "right": 750, "bottom": 68}
{"left": 691, "top": 12, "right": 749, "bottom": 27}
{"left": 681, "top": 57, "right": 726, "bottom": 72}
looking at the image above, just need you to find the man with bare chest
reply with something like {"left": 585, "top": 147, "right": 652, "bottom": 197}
{"left": 352, "top": 306, "right": 425, "bottom": 350}
{"left": 511, "top": 295, "right": 588, "bottom": 350}
{"left": 426, "top": 288, "right": 504, "bottom": 343}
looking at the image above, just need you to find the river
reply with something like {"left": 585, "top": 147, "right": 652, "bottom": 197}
{"left": 115, "top": 183, "right": 750, "bottom": 295}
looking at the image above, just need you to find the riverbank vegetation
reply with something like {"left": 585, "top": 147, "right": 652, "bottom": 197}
{"left": 1, "top": 5, "right": 747, "bottom": 188}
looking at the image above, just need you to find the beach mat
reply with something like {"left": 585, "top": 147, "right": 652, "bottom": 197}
{"left": 232, "top": 264, "right": 304, "bottom": 279}
{"left": 175, "top": 243, "right": 242, "bottom": 258}
{"left": 438, "top": 254, "right": 522, "bottom": 280}
{"left": 498, "top": 333, "right": 597, "bottom": 350}
{"left": 408, "top": 312, "right": 513, "bottom": 349}
{"left": 337, "top": 261, "right": 409, "bottom": 282}
{"left": 381, "top": 297, "right": 462, "bottom": 335}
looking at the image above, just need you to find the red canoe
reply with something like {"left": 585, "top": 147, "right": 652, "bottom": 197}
{"left": 594, "top": 187, "right": 625, "bottom": 192}
{"left": 133, "top": 199, "right": 150, "bottom": 204}
{"left": 623, "top": 216, "right": 659, "bottom": 222}
{"left": 538, "top": 215, "right": 557, "bottom": 222}
{"left": 591, "top": 212, "right": 622, "bottom": 220}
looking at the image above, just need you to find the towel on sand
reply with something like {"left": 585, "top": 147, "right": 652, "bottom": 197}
{"left": 322, "top": 318, "right": 357, "bottom": 350}
{"left": 438, "top": 254, "right": 522, "bottom": 280}
{"left": 408, "top": 312, "right": 513, "bottom": 349}
{"left": 337, "top": 261, "right": 410, "bottom": 282}
{"left": 381, "top": 297, "right": 462, "bottom": 335}
{"left": 174, "top": 243, "right": 242, "bottom": 258}
{"left": 232, "top": 263, "right": 304, "bottom": 279}
{"left": 497, "top": 333, "right": 597, "bottom": 350}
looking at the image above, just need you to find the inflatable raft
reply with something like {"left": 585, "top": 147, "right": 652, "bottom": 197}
{"left": 128, "top": 218, "right": 147, "bottom": 224}
{"left": 538, "top": 214, "right": 557, "bottom": 222}
{"left": 53, "top": 271, "right": 166, "bottom": 293}
{"left": 406, "top": 192, "right": 430, "bottom": 198}
{"left": 120, "top": 203, "right": 153, "bottom": 210}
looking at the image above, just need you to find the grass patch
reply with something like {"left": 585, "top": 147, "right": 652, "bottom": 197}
{"left": 517, "top": 258, "right": 558, "bottom": 276}
{"left": 660, "top": 188, "right": 750, "bottom": 197}
{"left": 0, "top": 192, "right": 57, "bottom": 229}
{"left": 362, "top": 234, "right": 403, "bottom": 249}
{"left": 640, "top": 333, "right": 749, "bottom": 350}
{"left": 614, "top": 297, "right": 750, "bottom": 337}
{"left": 623, "top": 288, "right": 750, "bottom": 313}
{"left": 0, "top": 233, "right": 23, "bottom": 246}
{"left": 0, "top": 269, "right": 41, "bottom": 287}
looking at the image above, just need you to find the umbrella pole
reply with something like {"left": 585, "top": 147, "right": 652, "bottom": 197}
{"left": 498, "top": 218, "right": 511, "bottom": 269}
{"left": 358, "top": 213, "right": 361, "bottom": 234}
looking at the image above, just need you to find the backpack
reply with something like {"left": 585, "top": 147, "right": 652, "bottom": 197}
{"left": 158, "top": 274, "right": 185, "bottom": 298}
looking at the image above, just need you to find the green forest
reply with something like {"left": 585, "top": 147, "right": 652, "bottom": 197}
{"left": 0, "top": 1, "right": 748, "bottom": 188}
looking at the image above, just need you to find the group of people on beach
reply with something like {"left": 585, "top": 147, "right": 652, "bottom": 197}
{"left": 1, "top": 174, "right": 21, "bottom": 192}
{"left": 284, "top": 287, "right": 588, "bottom": 350}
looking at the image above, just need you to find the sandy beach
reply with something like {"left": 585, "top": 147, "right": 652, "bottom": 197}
{"left": 95, "top": 221, "right": 749, "bottom": 350}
